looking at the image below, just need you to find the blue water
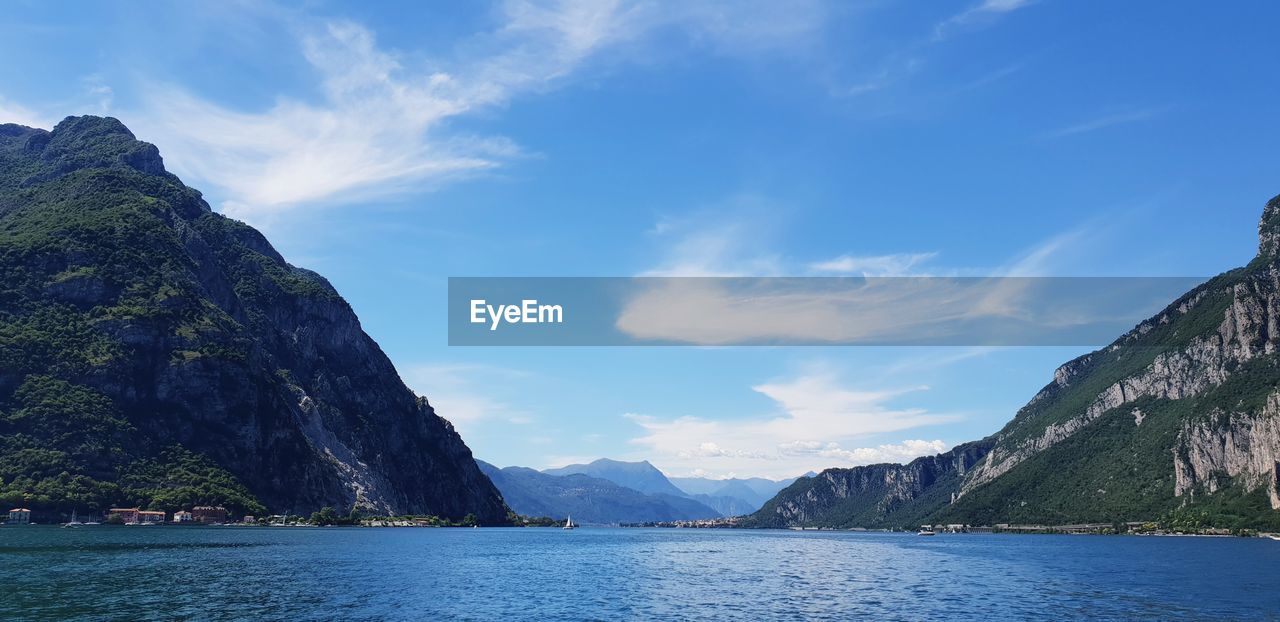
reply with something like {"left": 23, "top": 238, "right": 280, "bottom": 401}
{"left": 2, "top": 526, "right": 1278, "bottom": 620}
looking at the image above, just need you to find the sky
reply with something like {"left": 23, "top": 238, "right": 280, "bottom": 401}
{"left": 3, "top": 0, "right": 1279, "bottom": 479}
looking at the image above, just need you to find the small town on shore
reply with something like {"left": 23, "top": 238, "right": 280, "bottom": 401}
{"left": 3, "top": 505, "right": 560, "bottom": 528}
{"left": 623, "top": 516, "right": 1280, "bottom": 538}
{"left": 7, "top": 505, "right": 1280, "bottom": 538}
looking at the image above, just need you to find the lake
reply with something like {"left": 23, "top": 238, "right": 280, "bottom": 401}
{"left": 2, "top": 526, "right": 1278, "bottom": 620}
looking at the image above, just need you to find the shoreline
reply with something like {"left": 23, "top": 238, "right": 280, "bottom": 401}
{"left": 17, "top": 523, "right": 1280, "bottom": 539}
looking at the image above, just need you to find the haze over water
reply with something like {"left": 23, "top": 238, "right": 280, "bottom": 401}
{"left": 3, "top": 527, "right": 1278, "bottom": 620}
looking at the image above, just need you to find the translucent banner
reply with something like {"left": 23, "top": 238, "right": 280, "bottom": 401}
{"left": 447, "top": 276, "right": 1207, "bottom": 346}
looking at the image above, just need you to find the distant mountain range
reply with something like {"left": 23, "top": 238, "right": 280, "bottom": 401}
{"left": 545, "top": 459, "right": 688, "bottom": 497}
{"left": 478, "top": 460, "right": 719, "bottom": 524}
{"left": 668, "top": 476, "right": 796, "bottom": 509}
{"left": 747, "top": 195, "right": 1280, "bottom": 532}
{"left": 481, "top": 457, "right": 799, "bottom": 524}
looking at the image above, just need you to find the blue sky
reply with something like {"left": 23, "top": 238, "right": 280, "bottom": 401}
{"left": 4, "top": 1, "right": 1279, "bottom": 478}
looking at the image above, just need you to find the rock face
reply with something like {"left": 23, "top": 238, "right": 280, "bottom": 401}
{"left": 0, "top": 117, "right": 507, "bottom": 522}
{"left": 1173, "top": 394, "right": 1280, "bottom": 509}
{"left": 751, "top": 194, "right": 1280, "bottom": 529}
{"left": 746, "top": 440, "right": 993, "bottom": 528}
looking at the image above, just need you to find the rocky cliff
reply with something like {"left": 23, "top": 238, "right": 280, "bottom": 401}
{"left": 745, "top": 440, "right": 993, "bottom": 528}
{"left": 750, "top": 195, "right": 1280, "bottom": 530}
{"left": 0, "top": 116, "right": 507, "bottom": 522}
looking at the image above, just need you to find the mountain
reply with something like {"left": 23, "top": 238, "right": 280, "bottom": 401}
{"left": 669, "top": 476, "right": 797, "bottom": 510}
{"left": 749, "top": 195, "right": 1280, "bottom": 531}
{"left": 478, "top": 461, "right": 720, "bottom": 524}
{"left": 689, "top": 493, "right": 758, "bottom": 517}
{"left": 747, "top": 441, "right": 994, "bottom": 529}
{"left": 544, "top": 458, "right": 690, "bottom": 498}
{"left": 0, "top": 116, "right": 507, "bottom": 522}
{"left": 541, "top": 459, "right": 795, "bottom": 517}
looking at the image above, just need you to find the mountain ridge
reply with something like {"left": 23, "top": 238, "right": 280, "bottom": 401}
{"left": 0, "top": 116, "right": 507, "bottom": 522}
{"left": 478, "top": 460, "right": 721, "bottom": 523}
{"left": 749, "top": 194, "right": 1280, "bottom": 531}
{"left": 544, "top": 458, "right": 691, "bottom": 498}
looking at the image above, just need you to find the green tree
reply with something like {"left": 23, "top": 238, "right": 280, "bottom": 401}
{"left": 309, "top": 506, "right": 339, "bottom": 526}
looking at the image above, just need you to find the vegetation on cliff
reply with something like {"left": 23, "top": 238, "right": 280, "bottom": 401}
{"left": 749, "top": 195, "right": 1280, "bottom": 531}
{"left": 0, "top": 117, "right": 506, "bottom": 522}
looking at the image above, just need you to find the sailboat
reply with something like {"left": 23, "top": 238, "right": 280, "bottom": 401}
{"left": 63, "top": 509, "right": 84, "bottom": 528}
{"left": 562, "top": 515, "right": 577, "bottom": 530}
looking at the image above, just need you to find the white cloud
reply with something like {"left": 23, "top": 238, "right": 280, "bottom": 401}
{"left": 80, "top": 75, "right": 114, "bottom": 114}
{"left": 881, "top": 346, "right": 997, "bottom": 375}
{"left": 120, "top": 2, "right": 826, "bottom": 225}
{"left": 614, "top": 276, "right": 1046, "bottom": 345}
{"left": 0, "top": 95, "right": 55, "bottom": 129}
{"left": 640, "top": 198, "right": 786, "bottom": 276}
{"left": 809, "top": 251, "right": 938, "bottom": 276}
{"left": 132, "top": 21, "right": 518, "bottom": 224}
{"left": 777, "top": 439, "right": 948, "bottom": 464}
{"left": 402, "top": 363, "right": 535, "bottom": 435}
{"left": 618, "top": 209, "right": 1142, "bottom": 346}
{"left": 640, "top": 224, "right": 784, "bottom": 277}
{"left": 1039, "top": 107, "right": 1163, "bottom": 139}
{"left": 625, "top": 366, "right": 958, "bottom": 478}
{"left": 972, "top": 0, "right": 1035, "bottom": 13}
{"left": 641, "top": 206, "right": 944, "bottom": 279}
{"left": 935, "top": 0, "right": 1035, "bottom": 40}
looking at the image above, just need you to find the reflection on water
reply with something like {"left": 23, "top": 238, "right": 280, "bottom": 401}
{"left": 2, "top": 526, "right": 1277, "bottom": 620}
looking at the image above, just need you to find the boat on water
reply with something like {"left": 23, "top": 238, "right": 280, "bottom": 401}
{"left": 1268, "top": 534, "right": 1280, "bottom": 541}
{"left": 917, "top": 528, "right": 936, "bottom": 536}
{"left": 62, "top": 509, "right": 84, "bottom": 528}
{"left": 563, "top": 515, "right": 577, "bottom": 530}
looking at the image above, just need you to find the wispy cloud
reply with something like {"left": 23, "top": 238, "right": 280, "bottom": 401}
{"left": 641, "top": 203, "right": 943, "bottom": 278}
{"left": 625, "top": 364, "right": 958, "bottom": 478}
{"left": 881, "top": 346, "right": 998, "bottom": 375}
{"left": 952, "top": 60, "right": 1027, "bottom": 93}
{"left": 133, "top": 19, "right": 532, "bottom": 225}
{"left": 0, "top": 95, "right": 55, "bottom": 129}
{"left": 809, "top": 251, "right": 938, "bottom": 276}
{"left": 618, "top": 209, "right": 1170, "bottom": 346}
{"left": 118, "top": 1, "right": 827, "bottom": 226}
{"left": 80, "top": 75, "right": 113, "bottom": 114}
{"left": 777, "top": 439, "right": 948, "bottom": 465}
{"left": 640, "top": 197, "right": 786, "bottom": 276}
{"left": 1039, "top": 107, "right": 1163, "bottom": 139}
{"left": 935, "top": 0, "right": 1036, "bottom": 41}
{"left": 402, "top": 363, "right": 536, "bottom": 435}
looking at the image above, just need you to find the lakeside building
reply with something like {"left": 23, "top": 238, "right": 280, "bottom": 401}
{"left": 192, "top": 506, "right": 228, "bottom": 523}
{"left": 7, "top": 508, "right": 31, "bottom": 524}
{"left": 138, "top": 510, "right": 165, "bottom": 524}
{"left": 242, "top": 515, "right": 256, "bottom": 524}
{"left": 173, "top": 510, "right": 193, "bottom": 523}
{"left": 108, "top": 507, "right": 140, "bottom": 523}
